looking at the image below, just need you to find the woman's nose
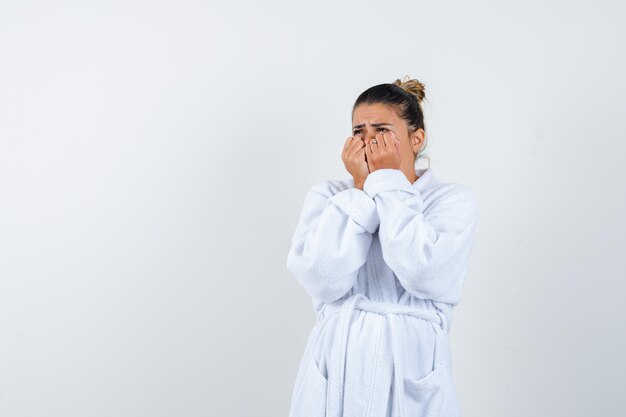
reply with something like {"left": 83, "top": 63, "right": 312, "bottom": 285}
{"left": 364, "top": 132, "right": 379, "bottom": 143}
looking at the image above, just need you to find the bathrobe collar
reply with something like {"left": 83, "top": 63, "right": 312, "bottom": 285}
{"left": 345, "top": 167, "right": 435, "bottom": 191}
{"left": 412, "top": 166, "right": 434, "bottom": 191}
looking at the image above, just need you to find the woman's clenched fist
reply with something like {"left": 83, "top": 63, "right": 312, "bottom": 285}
{"left": 341, "top": 136, "right": 369, "bottom": 190}
{"left": 364, "top": 131, "right": 402, "bottom": 172}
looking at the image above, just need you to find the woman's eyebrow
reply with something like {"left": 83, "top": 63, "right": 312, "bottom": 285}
{"left": 352, "top": 123, "right": 393, "bottom": 129}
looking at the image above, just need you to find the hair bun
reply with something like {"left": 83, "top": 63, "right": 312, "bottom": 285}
{"left": 393, "top": 75, "right": 425, "bottom": 103}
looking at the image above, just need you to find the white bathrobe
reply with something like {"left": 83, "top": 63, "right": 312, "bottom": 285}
{"left": 286, "top": 167, "right": 478, "bottom": 417}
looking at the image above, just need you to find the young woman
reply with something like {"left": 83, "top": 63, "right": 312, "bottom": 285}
{"left": 286, "top": 77, "right": 478, "bottom": 417}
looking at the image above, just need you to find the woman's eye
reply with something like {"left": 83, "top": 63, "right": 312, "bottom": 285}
{"left": 352, "top": 128, "right": 387, "bottom": 135}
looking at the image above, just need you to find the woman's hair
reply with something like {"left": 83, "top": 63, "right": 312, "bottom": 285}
{"left": 352, "top": 75, "right": 430, "bottom": 167}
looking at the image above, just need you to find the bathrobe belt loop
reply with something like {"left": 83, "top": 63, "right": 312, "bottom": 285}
{"left": 318, "top": 293, "right": 445, "bottom": 417}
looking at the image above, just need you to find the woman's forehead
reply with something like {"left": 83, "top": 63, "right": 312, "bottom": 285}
{"left": 352, "top": 104, "right": 401, "bottom": 124}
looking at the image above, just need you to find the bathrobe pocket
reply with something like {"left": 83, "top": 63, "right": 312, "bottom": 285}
{"left": 289, "top": 356, "right": 328, "bottom": 417}
{"left": 403, "top": 362, "right": 448, "bottom": 417}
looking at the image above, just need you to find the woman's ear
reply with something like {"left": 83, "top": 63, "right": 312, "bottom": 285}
{"left": 410, "top": 128, "right": 425, "bottom": 154}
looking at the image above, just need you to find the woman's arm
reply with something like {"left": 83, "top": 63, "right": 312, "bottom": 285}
{"left": 286, "top": 180, "right": 379, "bottom": 303}
{"left": 363, "top": 169, "right": 478, "bottom": 303}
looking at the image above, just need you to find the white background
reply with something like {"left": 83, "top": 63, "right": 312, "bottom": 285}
{"left": 1, "top": 0, "right": 625, "bottom": 416}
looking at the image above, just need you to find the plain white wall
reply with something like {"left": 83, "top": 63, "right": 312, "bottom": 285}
{"left": 1, "top": 0, "right": 625, "bottom": 416}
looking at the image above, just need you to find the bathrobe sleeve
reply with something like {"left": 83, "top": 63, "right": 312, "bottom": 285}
{"left": 286, "top": 180, "right": 380, "bottom": 303}
{"left": 363, "top": 169, "right": 478, "bottom": 303}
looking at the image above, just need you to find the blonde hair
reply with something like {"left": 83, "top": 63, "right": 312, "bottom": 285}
{"left": 393, "top": 76, "right": 430, "bottom": 168}
{"left": 393, "top": 75, "right": 426, "bottom": 103}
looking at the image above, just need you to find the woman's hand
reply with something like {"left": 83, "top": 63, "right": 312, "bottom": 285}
{"left": 341, "top": 136, "right": 369, "bottom": 189}
{"left": 365, "top": 131, "right": 402, "bottom": 172}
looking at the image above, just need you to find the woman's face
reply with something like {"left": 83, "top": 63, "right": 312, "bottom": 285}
{"left": 351, "top": 103, "right": 425, "bottom": 172}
